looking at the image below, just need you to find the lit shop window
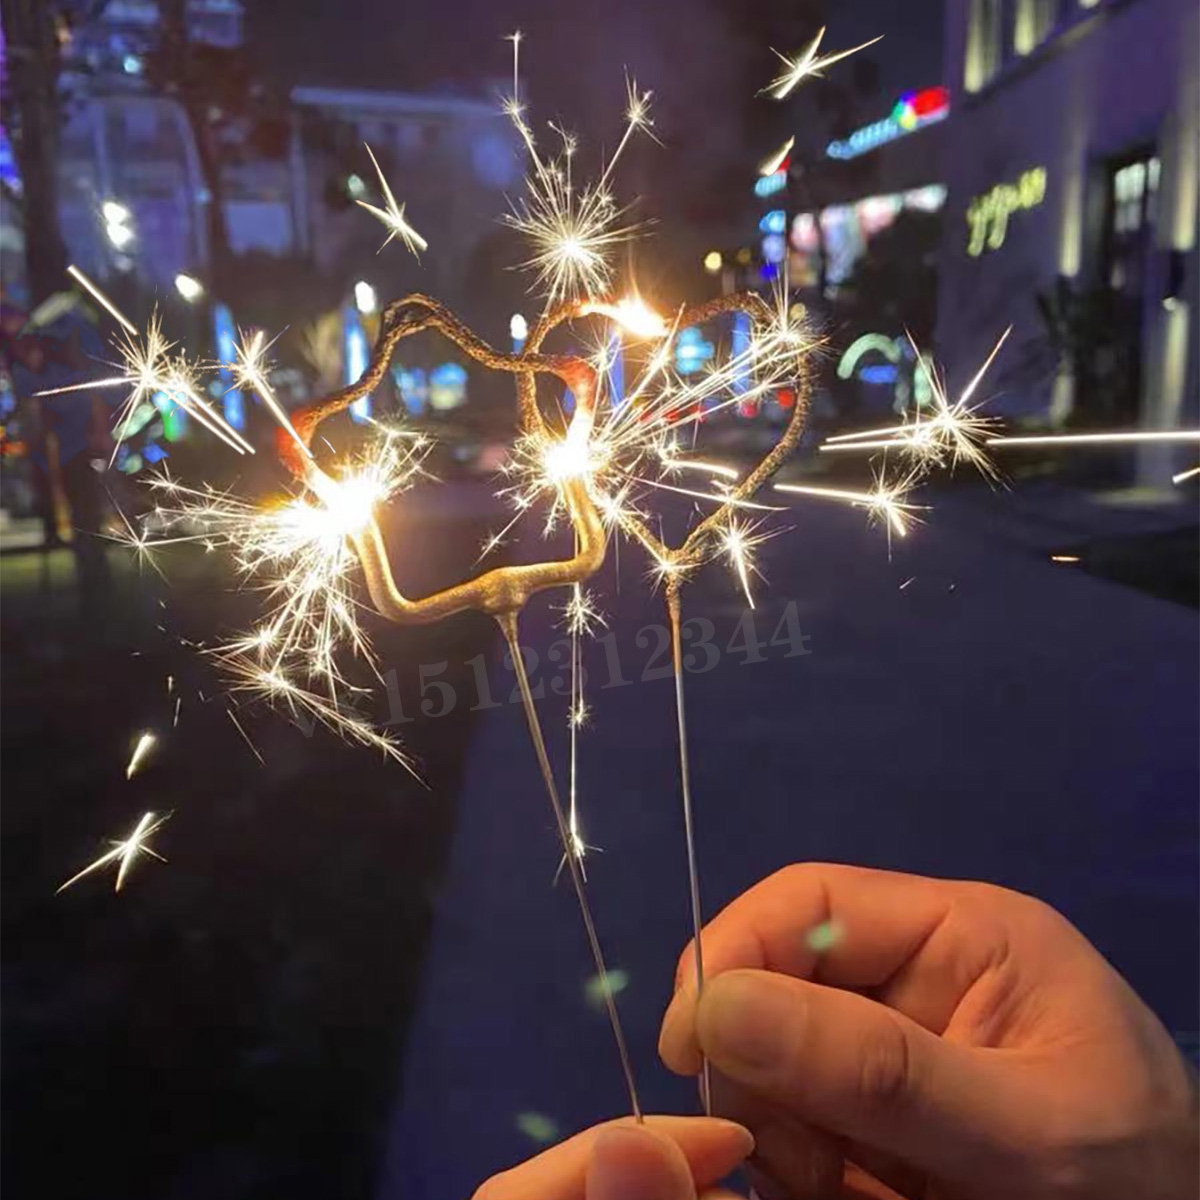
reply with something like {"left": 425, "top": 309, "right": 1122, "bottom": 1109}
{"left": 791, "top": 186, "right": 947, "bottom": 286}
{"left": 1107, "top": 155, "right": 1159, "bottom": 293}
{"left": 1015, "top": 0, "right": 1060, "bottom": 54}
{"left": 965, "top": 0, "right": 1003, "bottom": 91}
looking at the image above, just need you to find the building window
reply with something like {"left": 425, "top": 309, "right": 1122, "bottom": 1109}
{"left": 1096, "top": 151, "right": 1159, "bottom": 422}
{"left": 965, "top": 0, "right": 1003, "bottom": 91}
{"left": 1106, "top": 154, "right": 1159, "bottom": 290}
{"left": 1015, "top": 0, "right": 1060, "bottom": 53}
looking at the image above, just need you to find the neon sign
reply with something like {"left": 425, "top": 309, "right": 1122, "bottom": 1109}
{"left": 966, "top": 167, "right": 1046, "bottom": 256}
{"left": 754, "top": 170, "right": 787, "bottom": 198}
{"left": 826, "top": 86, "right": 949, "bottom": 160}
{"left": 837, "top": 333, "right": 934, "bottom": 411}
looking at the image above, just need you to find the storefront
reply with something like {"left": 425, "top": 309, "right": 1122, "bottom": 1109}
{"left": 937, "top": 0, "right": 1198, "bottom": 477}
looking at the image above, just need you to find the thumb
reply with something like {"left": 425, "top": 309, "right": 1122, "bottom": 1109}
{"left": 586, "top": 1125, "right": 699, "bottom": 1200}
{"left": 695, "top": 970, "right": 1028, "bottom": 1183}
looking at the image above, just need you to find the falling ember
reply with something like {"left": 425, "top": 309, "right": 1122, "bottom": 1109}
{"left": 57, "top": 812, "right": 169, "bottom": 894}
{"left": 1050, "top": 554, "right": 1081, "bottom": 564}
{"left": 1173, "top": 466, "right": 1200, "bottom": 484}
{"left": 125, "top": 732, "right": 157, "bottom": 780}
{"left": 758, "top": 135, "right": 795, "bottom": 177}
{"left": 763, "top": 27, "right": 883, "bottom": 100}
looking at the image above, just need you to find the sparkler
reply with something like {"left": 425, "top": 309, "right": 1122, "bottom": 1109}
{"left": 57, "top": 812, "right": 169, "bottom": 894}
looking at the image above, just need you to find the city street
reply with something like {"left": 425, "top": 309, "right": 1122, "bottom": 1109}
{"left": 377, "top": 479, "right": 1199, "bottom": 1198}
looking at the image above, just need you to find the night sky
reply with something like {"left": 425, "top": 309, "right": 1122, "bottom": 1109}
{"left": 246, "top": 0, "right": 943, "bottom": 256}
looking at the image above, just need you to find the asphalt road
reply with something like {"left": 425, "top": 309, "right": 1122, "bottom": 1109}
{"left": 2, "top": 478, "right": 1195, "bottom": 1200}
{"left": 377, "top": 482, "right": 1200, "bottom": 1198}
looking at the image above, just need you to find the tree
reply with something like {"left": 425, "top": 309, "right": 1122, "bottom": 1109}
{"left": 1, "top": 0, "right": 72, "bottom": 304}
{"left": 145, "top": 1, "right": 289, "bottom": 296}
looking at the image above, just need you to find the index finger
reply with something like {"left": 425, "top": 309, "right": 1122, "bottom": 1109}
{"left": 674, "top": 863, "right": 962, "bottom": 993}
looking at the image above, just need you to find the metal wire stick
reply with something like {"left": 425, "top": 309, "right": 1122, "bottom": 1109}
{"left": 497, "top": 612, "right": 643, "bottom": 1121}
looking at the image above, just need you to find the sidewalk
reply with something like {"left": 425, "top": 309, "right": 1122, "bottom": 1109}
{"left": 376, "top": 485, "right": 1199, "bottom": 1198}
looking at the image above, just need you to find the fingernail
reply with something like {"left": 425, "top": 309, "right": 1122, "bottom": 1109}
{"left": 658, "top": 986, "right": 702, "bottom": 1074}
{"left": 586, "top": 1127, "right": 679, "bottom": 1200}
{"left": 697, "top": 973, "right": 798, "bottom": 1075}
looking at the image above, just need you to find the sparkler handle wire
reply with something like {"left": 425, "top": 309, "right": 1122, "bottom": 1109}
{"left": 498, "top": 612, "right": 643, "bottom": 1122}
{"left": 666, "top": 584, "right": 712, "bottom": 1116}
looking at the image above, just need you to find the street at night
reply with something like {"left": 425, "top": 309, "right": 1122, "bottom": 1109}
{"left": 2, "top": 1, "right": 1198, "bottom": 1198}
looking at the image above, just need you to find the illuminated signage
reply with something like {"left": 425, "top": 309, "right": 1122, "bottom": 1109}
{"left": 344, "top": 304, "right": 371, "bottom": 423}
{"left": 429, "top": 362, "right": 468, "bottom": 410}
{"left": 675, "top": 327, "right": 714, "bottom": 376}
{"left": 837, "top": 333, "right": 934, "bottom": 410}
{"left": 213, "top": 302, "right": 245, "bottom": 431}
{"left": 966, "top": 167, "right": 1046, "bottom": 256}
{"left": 760, "top": 233, "right": 787, "bottom": 264}
{"left": 754, "top": 170, "right": 787, "bottom": 198}
{"left": 758, "top": 209, "right": 787, "bottom": 235}
{"left": 826, "top": 86, "right": 949, "bottom": 160}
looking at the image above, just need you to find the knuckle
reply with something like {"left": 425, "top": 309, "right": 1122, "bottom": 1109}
{"left": 854, "top": 1019, "right": 914, "bottom": 1115}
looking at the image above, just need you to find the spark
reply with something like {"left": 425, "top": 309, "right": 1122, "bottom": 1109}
{"left": 822, "top": 330, "right": 1009, "bottom": 479}
{"left": 226, "top": 708, "right": 265, "bottom": 764}
{"left": 125, "top": 731, "right": 157, "bottom": 779}
{"left": 1173, "top": 466, "right": 1200, "bottom": 484}
{"left": 502, "top": 61, "right": 651, "bottom": 305}
{"left": 41, "top": 269, "right": 253, "bottom": 457}
{"left": 579, "top": 296, "right": 668, "bottom": 340}
{"left": 775, "top": 473, "right": 923, "bottom": 540}
{"left": 1050, "top": 554, "right": 1080, "bottom": 563}
{"left": 562, "top": 586, "right": 606, "bottom": 637}
{"left": 763, "top": 28, "right": 884, "bottom": 100}
{"left": 719, "top": 517, "right": 775, "bottom": 608}
{"left": 987, "top": 429, "right": 1200, "bottom": 447}
{"left": 232, "top": 328, "right": 312, "bottom": 460}
{"left": 758, "top": 136, "right": 794, "bottom": 177}
{"left": 57, "top": 812, "right": 169, "bottom": 894}
{"left": 120, "top": 433, "right": 430, "bottom": 767}
{"left": 506, "top": 29, "right": 523, "bottom": 104}
{"left": 357, "top": 143, "right": 429, "bottom": 258}
{"left": 67, "top": 264, "right": 136, "bottom": 334}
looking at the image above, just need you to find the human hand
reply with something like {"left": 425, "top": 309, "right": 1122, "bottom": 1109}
{"left": 659, "top": 864, "right": 1197, "bottom": 1200}
{"left": 473, "top": 1115, "right": 754, "bottom": 1199}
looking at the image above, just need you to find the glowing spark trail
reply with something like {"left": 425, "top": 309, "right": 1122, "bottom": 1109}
{"left": 232, "top": 329, "right": 312, "bottom": 460}
{"left": 758, "top": 136, "right": 795, "bottom": 177}
{"left": 774, "top": 478, "right": 922, "bottom": 539}
{"left": 357, "top": 144, "right": 429, "bottom": 257}
{"left": 764, "top": 27, "right": 884, "bottom": 100}
{"left": 1173, "top": 466, "right": 1200, "bottom": 484}
{"left": 57, "top": 812, "right": 168, "bottom": 894}
{"left": 987, "top": 430, "right": 1200, "bottom": 447}
{"left": 821, "top": 329, "right": 1009, "bottom": 478}
{"left": 125, "top": 731, "right": 157, "bottom": 780}
{"left": 40, "top": 268, "right": 253, "bottom": 457}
